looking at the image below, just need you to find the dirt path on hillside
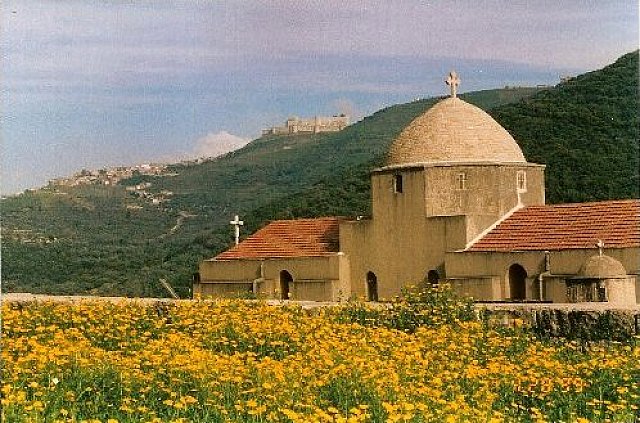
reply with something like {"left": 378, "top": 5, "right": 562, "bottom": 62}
{"left": 158, "top": 211, "right": 197, "bottom": 239}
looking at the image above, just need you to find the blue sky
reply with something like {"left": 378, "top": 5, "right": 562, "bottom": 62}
{"left": 1, "top": 1, "right": 637, "bottom": 194}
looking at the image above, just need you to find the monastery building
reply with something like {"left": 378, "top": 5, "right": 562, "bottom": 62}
{"left": 196, "top": 72, "right": 640, "bottom": 305}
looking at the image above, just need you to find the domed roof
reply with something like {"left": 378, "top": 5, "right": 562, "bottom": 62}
{"left": 386, "top": 97, "right": 527, "bottom": 166}
{"left": 577, "top": 254, "right": 627, "bottom": 279}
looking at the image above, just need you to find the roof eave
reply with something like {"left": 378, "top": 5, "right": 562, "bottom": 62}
{"left": 211, "top": 252, "right": 343, "bottom": 261}
{"left": 373, "top": 161, "right": 545, "bottom": 173}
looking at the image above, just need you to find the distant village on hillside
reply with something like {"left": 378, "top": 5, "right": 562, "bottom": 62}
{"left": 12, "top": 114, "right": 351, "bottom": 199}
{"left": 47, "top": 163, "right": 170, "bottom": 189}
{"left": 42, "top": 164, "right": 178, "bottom": 206}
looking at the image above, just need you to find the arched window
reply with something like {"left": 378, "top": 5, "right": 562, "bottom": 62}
{"left": 517, "top": 171, "right": 527, "bottom": 192}
{"left": 366, "top": 271, "right": 378, "bottom": 302}
{"left": 427, "top": 269, "right": 439, "bottom": 286}
{"left": 508, "top": 264, "right": 527, "bottom": 300}
{"left": 393, "top": 174, "right": 403, "bottom": 193}
{"left": 280, "top": 270, "right": 293, "bottom": 300}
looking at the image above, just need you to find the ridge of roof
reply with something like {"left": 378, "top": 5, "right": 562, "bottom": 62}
{"left": 464, "top": 203, "right": 524, "bottom": 251}
{"left": 520, "top": 198, "right": 639, "bottom": 208}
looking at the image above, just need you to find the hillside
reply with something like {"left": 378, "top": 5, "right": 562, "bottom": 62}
{"left": 2, "top": 52, "right": 637, "bottom": 297}
{"left": 492, "top": 51, "right": 639, "bottom": 203}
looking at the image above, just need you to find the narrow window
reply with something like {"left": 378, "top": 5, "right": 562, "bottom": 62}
{"left": 393, "top": 174, "right": 403, "bottom": 193}
{"left": 508, "top": 264, "right": 527, "bottom": 300}
{"left": 280, "top": 270, "right": 293, "bottom": 300}
{"left": 456, "top": 172, "right": 467, "bottom": 190}
{"left": 517, "top": 171, "right": 527, "bottom": 192}
{"left": 366, "top": 272, "right": 378, "bottom": 301}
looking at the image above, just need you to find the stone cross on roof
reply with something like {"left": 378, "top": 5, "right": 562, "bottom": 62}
{"left": 596, "top": 239, "right": 605, "bottom": 256}
{"left": 446, "top": 71, "right": 460, "bottom": 98}
{"left": 230, "top": 215, "right": 244, "bottom": 246}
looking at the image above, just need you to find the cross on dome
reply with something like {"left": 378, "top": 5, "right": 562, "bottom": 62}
{"left": 596, "top": 239, "right": 605, "bottom": 256}
{"left": 446, "top": 71, "right": 460, "bottom": 98}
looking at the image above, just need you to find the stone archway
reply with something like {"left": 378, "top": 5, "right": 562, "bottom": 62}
{"left": 427, "top": 269, "right": 440, "bottom": 286}
{"left": 366, "top": 271, "right": 378, "bottom": 302}
{"left": 280, "top": 270, "right": 293, "bottom": 300}
{"left": 508, "top": 264, "right": 527, "bottom": 300}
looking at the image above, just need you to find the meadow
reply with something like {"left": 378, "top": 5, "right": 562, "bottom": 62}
{"left": 2, "top": 288, "right": 639, "bottom": 422}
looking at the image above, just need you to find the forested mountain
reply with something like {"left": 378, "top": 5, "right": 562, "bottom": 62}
{"left": 2, "top": 52, "right": 637, "bottom": 297}
{"left": 492, "top": 51, "right": 639, "bottom": 203}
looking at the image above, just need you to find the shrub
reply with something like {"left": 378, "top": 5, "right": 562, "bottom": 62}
{"left": 331, "top": 283, "right": 476, "bottom": 332}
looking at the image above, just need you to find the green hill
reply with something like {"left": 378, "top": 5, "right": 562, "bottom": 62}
{"left": 491, "top": 51, "right": 639, "bottom": 203}
{"left": 2, "top": 52, "right": 637, "bottom": 297}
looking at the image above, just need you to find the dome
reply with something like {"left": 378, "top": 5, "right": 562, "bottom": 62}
{"left": 386, "top": 97, "right": 527, "bottom": 166}
{"left": 577, "top": 255, "right": 627, "bottom": 279}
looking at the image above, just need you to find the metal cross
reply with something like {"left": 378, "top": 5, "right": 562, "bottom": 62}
{"left": 230, "top": 215, "right": 244, "bottom": 245}
{"left": 596, "top": 239, "right": 605, "bottom": 256}
{"left": 446, "top": 71, "right": 460, "bottom": 98}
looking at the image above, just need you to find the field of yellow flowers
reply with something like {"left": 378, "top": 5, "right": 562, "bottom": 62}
{"left": 2, "top": 290, "right": 639, "bottom": 422}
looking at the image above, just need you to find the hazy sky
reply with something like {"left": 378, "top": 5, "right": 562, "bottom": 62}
{"left": 1, "top": 1, "right": 638, "bottom": 194}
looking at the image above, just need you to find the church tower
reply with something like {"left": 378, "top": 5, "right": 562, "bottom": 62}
{"left": 340, "top": 72, "right": 545, "bottom": 299}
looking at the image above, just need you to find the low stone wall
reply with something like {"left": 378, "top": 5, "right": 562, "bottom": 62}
{"left": 5, "top": 294, "right": 639, "bottom": 340}
{"left": 478, "top": 303, "right": 640, "bottom": 341}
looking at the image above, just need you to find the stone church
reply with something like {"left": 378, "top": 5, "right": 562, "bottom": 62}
{"left": 195, "top": 73, "right": 640, "bottom": 305}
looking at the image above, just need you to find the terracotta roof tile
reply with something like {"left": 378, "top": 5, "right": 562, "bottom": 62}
{"left": 468, "top": 200, "right": 640, "bottom": 252}
{"left": 215, "top": 217, "right": 343, "bottom": 260}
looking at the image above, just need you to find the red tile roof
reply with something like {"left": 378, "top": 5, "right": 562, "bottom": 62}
{"left": 468, "top": 200, "right": 640, "bottom": 252}
{"left": 215, "top": 217, "right": 343, "bottom": 260}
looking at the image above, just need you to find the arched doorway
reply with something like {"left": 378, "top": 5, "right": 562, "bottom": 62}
{"left": 366, "top": 272, "right": 378, "bottom": 302}
{"left": 427, "top": 270, "right": 439, "bottom": 286}
{"left": 509, "top": 264, "right": 527, "bottom": 300}
{"left": 280, "top": 270, "right": 293, "bottom": 300}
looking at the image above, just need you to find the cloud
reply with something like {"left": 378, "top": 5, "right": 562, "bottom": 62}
{"left": 192, "top": 131, "right": 250, "bottom": 159}
{"left": 113, "top": 131, "right": 252, "bottom": 171}
{"left": 2, "top": 1, "right": 636, "bottom": 194}
{"left": 236, "top": 1, "right": 637, "bottom": 69}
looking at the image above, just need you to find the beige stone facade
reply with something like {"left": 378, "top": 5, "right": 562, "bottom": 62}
{"left": 444, "top": 248, "right": 640, "bottom": 304}
{"left": 196, "top": 255, "right": 350, "bottom": 302}
{"left": 339, "top": 161, "right": 546, "bottom": 300}
{"left": 198, "top": 84, "right": 639, "bottom": 305}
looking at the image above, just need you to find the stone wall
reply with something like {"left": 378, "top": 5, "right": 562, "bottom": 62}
{"left": 197, "top": 255, "right": 349, "bottom": 301}
{"left": 479, "top": 303, "right": 640, "bottom": 341}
